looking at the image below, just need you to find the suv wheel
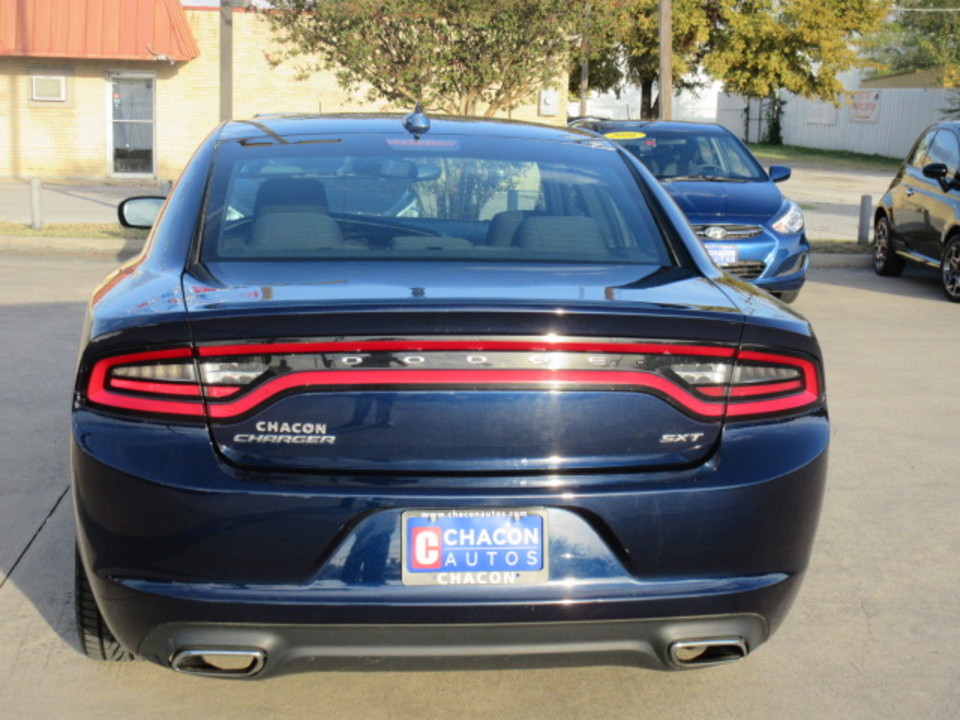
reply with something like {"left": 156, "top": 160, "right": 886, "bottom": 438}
{"left": 941, "top": 236, "right": 960, "bottom": 302}
{"left": 874, "top": 216, "right": 905, "bottom": 276}
{"left": 75, "top": 547, "right": 135, "bottom": 661}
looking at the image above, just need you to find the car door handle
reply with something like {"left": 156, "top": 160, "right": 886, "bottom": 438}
{"left": 905, "top": 187, "right": 915, "bottom": 196}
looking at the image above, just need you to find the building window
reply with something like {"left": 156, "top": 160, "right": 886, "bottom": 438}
{"left": 31, "top": 75, "right": 67, "bottom": 102}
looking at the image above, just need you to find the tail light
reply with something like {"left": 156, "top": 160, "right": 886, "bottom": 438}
{"left": 84, "top": 348, "right": 206, "bottom": 418}
{"left": 82, "top": 339, "right": 822, "bottom": 422}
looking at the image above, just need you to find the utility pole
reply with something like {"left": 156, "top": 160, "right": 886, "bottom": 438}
{"left": 579, "top": 57, "right": 589, "bottom": 118}
{"left": 658, "top": 0, "right": 672, "bottom": 120}
{"left": 220, "top": 0, "right": 234, "bottom": 122}
{"left": 579, "top": 4, "right": 591, "bottom": 118}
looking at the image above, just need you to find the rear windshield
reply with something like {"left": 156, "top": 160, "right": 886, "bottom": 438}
{"left": 602, "top": 127, "right": 766, "bottom": 182}
{"left": 200, "top": 133, "right": 671, "bottom": 266}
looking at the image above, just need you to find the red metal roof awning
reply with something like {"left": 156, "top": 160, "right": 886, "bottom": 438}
{"left": 0, "top": 0, "right": 200, "bottom": 62}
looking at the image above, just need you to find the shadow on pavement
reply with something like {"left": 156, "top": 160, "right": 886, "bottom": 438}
{"left": 805, "top": 264, "right": 944, "bottom": 303}
{"left": 117, "top": 239, "right": 146, "bottom": 263}
{"left": 0, "top": 300, "right": 94, "bottom": 656}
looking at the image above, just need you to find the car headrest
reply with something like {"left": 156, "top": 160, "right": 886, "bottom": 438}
{"left": 254, "top": 177, "right": 328, "bottom": 214}
{"left": 515, "top": 216, "right": 608, "bottom": 255}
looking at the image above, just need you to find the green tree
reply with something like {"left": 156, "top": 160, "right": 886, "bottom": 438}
{"left": 704, "top": 0, "right": 888, "bottom": 139}
{"left": 622, "top": 0, "right": 720, "bottom": 118}
{"left": 579, "top": 0, "right": 887, "bottom": 121}
{"left": 865, "top": 1, "right": 960, "bottom": 87}
{"left": 263, "top": 0, "right": 626, "bottom": 117}
{"left": 568, "top": 47, "right": 629, "bottom": 101}
{"left": 705, "top": 0, "right": 889, "bottom": 102}
{"left": 570, "top": 0, "right": 718, "bottom": 118}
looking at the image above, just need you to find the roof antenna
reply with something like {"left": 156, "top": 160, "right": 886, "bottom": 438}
{"left": 403, "top": 102, "right": 430, "bottom": 139}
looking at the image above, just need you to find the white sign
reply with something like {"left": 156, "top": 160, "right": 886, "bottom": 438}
{"left": 849, "top": 90, "right": 880, "bottom": 123}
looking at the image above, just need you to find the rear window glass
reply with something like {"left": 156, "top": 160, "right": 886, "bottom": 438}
{"left": 200, "top": 133, "right": 671, "bottom": 266}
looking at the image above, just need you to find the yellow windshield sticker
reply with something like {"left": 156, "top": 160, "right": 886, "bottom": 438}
{"left": 603, "top": 131, "right": 646, "bottom": 140}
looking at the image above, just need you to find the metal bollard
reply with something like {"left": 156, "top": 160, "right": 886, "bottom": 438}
{"left": 29, "top": 178, "right": 42, "bottom": 231}
{"left": 857, "top": 194, "right": 872, "bottom": 245}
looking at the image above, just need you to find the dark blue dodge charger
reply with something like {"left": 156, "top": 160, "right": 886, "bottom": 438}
{"left": 72, "top": 112, "right": 828, "bottom": 678}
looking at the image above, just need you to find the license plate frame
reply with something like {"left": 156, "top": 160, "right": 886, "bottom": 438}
{"left": 401, "top": 508, "right": 549, "bottom": 586}
{"left": 706, "top": 243, "right": 739, "bottom": 266}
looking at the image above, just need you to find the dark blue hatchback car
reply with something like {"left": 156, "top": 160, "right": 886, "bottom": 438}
{"left": 72, "top": 113, "right": 828, "bottom": 678}
{"left": 569, "top": 119, "right": 810, "bottom": 303}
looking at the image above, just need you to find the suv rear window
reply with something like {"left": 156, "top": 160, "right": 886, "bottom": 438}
{"left": 200, "top": 134, "right": 671, "bottom": 266}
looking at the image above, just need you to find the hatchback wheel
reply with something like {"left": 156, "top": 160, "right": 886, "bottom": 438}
{"left": 941, "top": 237, "right": 960, "bottom": 302}
{"left": 873, "top": 216, "right": 904, "bottom": 276}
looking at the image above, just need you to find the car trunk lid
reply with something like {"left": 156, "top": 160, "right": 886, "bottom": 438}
{"left": 183, "top": 262, "right": 744, "bottom": 474}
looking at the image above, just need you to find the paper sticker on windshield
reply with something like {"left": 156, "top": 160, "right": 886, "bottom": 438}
{"left": 604, "top": 131, "right": 646, "bottom": 140}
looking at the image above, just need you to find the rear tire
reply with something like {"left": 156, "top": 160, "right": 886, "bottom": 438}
{"left": 772, "top": 290, "right": 800, "bottom": 303}
{"left": 75, "top": 547, "right": 135, "bottom": 661}
{"left": 874, "top": 215, "right": 905, "bottom": 277}
{"left": 941, "top": 236, "right": 960, "bottom": 302}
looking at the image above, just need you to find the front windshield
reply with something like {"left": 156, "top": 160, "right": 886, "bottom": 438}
{"left": 200, "top": 134, "right": 672, "bottom": 266}
{"left": 607, "top": 129, "right": 766, "bottom": 182}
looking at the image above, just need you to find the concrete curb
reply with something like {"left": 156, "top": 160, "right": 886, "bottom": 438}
{"left": 1, "top": 235, "right": 876, "bottom": 269}
{"left": 0, "top": 235, "right": 146, "bottom": 257}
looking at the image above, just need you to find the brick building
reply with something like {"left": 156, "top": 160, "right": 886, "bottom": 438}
{"left": 0, "top": 0, "right": 564, "bottom": 181}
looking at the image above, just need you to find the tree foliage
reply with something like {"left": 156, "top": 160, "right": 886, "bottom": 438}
{"left": 704, "top": 0, "right": 889, "bottom": 102}
{"left": 262, "top": 0, "right": 628, "bottom": 117}
{"left": 865, "top": 1, "right": 960, "bottom": 87}
{"left": 621, "top": 0, "right": 720, "bottom": 117}
{"left": 579, "top": 0, "right": 888, "bottom": 117}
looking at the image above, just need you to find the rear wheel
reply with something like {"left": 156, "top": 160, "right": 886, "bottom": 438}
{"left": 74, "top": 547, "right": 135, "bottom": 661}
{"left": 941, "top": 236, "right": 960, "bottom": 302}
{"left": 873, "top": 215, "right": 905, "bottom": 276}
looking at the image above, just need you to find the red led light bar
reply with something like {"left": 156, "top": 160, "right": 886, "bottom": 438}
{"left": 203, "top": 369, "right": 726, "bottom": 420}
{"left": 84, "top": 342, "right": 822, "bottom": 422}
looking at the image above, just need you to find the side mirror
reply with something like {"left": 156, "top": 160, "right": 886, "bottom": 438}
{"left": 768, "top": 165, "right": 791, "bottom": 183}
{"left": 922, "top": 162, "right": 948, "bottom": 181}
{"left": 118, "top": 196, "right": 165, "bottom": 229}
{"left": 920, "top": 163, "right": 960, "bottom": 191}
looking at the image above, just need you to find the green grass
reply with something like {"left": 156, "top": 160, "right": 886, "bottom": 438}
{"left": 0, "top": 222, "right": 148, "bottom": 240}
{"left": 747, "top": 143, "right": 901, "bottom": 173}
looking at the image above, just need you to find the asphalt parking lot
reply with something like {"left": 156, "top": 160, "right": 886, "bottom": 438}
{"left": 0, "top": 250, "right": 957, "bottom": 719}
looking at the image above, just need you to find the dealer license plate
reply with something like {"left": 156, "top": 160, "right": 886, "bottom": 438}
{"left": 401, "top": 509, "right": 549, "bottom": 586}
{"left": 706, "top": 244, "right": 738, "bottom": 265}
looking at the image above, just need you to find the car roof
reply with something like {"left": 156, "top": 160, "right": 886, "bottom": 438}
{"left": 217, "top": 113, "right": 599, "bottom": 144}
{"left": 574, "top": 119, "right": 733, "bottom": 136}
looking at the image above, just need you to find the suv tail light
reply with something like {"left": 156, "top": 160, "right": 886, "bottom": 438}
{"left": 82, "top": 340, "right": 821, "bottom": 422}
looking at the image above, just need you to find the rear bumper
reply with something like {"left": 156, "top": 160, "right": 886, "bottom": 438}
{"left": 72, "top": 409, "right": 828, "bottom": 675}
{"left": 145, "top": 614, "right": 768, "bottom": 677}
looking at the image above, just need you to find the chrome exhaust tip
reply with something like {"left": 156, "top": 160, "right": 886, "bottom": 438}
{"left": 668, "top": 638, "right": 748, "bottom": 668}
{"left": 170, "top": 648, "right": 266, "bottom": 678}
